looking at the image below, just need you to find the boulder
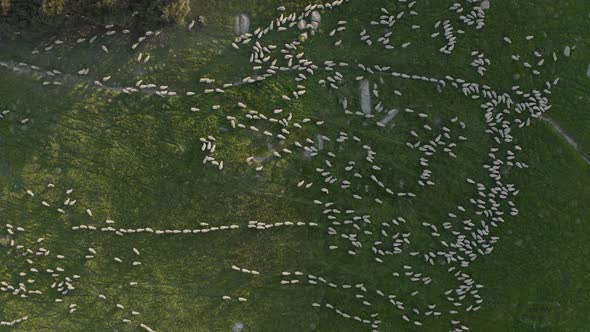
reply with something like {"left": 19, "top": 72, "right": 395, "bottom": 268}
{"left": 381, "top": 109, "right": 399, "bottom": 126}
{"left": 234, "top": 14, "right": 250, "bottom": 36}
{"left": 317, "top": 134, "right": 325, "bottom": 150}
{"left": 231, "top": 321, "right": 244, "bottom": 332}
{"left": 233, "top": 15, "right": 240, "bottom": 35}
{"left": 480, "top": 0, "right": 490, "bottom": 10}
{"left": 359, "top": 79, "right": 371, "bottom": 114}
{"left": 311, "top": 11, "right": 321, "bottom": 23}
{"left": 239, "top": 14, "right": 250, "bottom": 35}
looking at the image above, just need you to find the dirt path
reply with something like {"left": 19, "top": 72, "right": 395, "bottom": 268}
{"left": 0, "top": 59, "right": 156, "bottom": 95}
{"left": 539, "top": 115, "right": 590, "bottom": 165}
{"left": 0, "top": 56, "right": 272, "bottom": 96}
{"left": 5, "top": 57, "right": 590, "bottom": 168}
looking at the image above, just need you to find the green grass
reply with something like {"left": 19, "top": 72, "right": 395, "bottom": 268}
{"left": 1, "top": 0, "right": 589, "bottom": 331}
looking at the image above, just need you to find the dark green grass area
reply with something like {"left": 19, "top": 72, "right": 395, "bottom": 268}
{"left": 1, "top": 0, "right": 589, "bottom": 331}
{"left": 468, "top": 122, "right": 590, "bottom": 332}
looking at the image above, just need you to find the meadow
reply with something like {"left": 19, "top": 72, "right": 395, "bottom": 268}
{"left": 1, "top": 1, "right": 589, "bottom": 331}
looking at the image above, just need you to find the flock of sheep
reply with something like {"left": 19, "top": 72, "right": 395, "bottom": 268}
{"left": 0, "top": 0, "right": 566, "bottom": 331}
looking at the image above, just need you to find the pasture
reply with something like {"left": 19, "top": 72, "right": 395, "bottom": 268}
{"left": 1, "top": 1, "right": 589, "bottom": 331}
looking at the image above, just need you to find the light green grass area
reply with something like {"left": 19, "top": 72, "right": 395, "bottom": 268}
{"left": 1, "top": 1, "right": 589, "bottom": 331}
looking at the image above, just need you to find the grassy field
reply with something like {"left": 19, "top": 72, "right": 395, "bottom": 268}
{"left": 1, "top": 0, "right": 589, "bottom": 331}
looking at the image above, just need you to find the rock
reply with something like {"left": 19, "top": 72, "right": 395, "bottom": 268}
{"left": 239, "top": 14, "right": 250, "bottom": 35}
{"left": 310, "top": 21, "right": 319, "bottom": 31}
{"left": 480, "top": 0, "right": 490, "bottom": 10}
{"left": 233, "top": 15, "right": 240, "bottom": 35}
{"left": 311, "top": 11, "right": 321, "bottom": 23}
{"left": 231, "top": 321, "right": 244, "bottom": 332}
{"left": 563, "top": 45, "right": 571, "bottom": 57}
{"left": 359, "top": 79, "right": 371, "bottom": 114}
{"left": 381, "top": 109, "right": 399, "bottom": 126}
{"left": 317, "top": 134, "right": 325, "bottom": 150}
{"left": 234, "top": 14, "right": 250, "bottom": 36}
